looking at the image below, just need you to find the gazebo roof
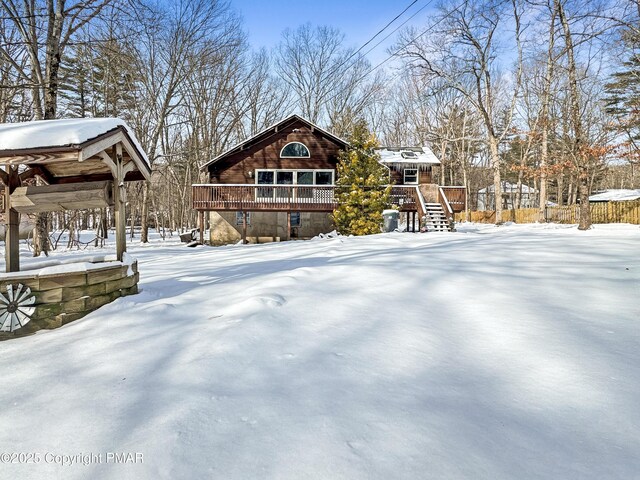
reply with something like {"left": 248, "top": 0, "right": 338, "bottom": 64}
{"left": 0, "top": 118, "right": 151, "bottom": 183}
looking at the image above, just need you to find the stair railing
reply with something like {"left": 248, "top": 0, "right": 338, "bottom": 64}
{"left": 415, "top": 186, "right": 427, "bottom": 217}
{"left": 438, "top": 187, "right": 455, "bottom": 232}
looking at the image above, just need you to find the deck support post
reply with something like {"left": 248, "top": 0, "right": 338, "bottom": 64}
{"left": 286, "top": 211, "right": 291, "bottom": 241}
{"left": 4, "top": 166, "right": 21, "bottom": 272}
{"left": 242, "top": 211, "right": 247, "bottom": 244}
{"left": 113, "top": 143, "right": 127, "bottom": 261}
{"left": 198, "top": 210, "right": 204, "bottom": 244}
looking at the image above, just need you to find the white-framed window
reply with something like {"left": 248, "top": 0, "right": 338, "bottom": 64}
{"left": 255, "top": 169, "right": 334, "bottom": 202}
{"left": 255, "top": 169, "right": 334, "bottom": 186}
{"left": 236, "top": 212, "right": 251, "bottom": 225}
{"left": 280, "top": 142, "right": 310, "bottom": 158}
{"left": 404, "top": 168, "right": 418, "bottom": 184}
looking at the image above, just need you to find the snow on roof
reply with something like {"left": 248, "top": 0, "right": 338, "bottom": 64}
{"left": 376, "top": 146, "right": 441, "bottom": 165}
{"left": 478, "top": 181, "right": 537, "bottom": 194}
{"left": 588, "top": 189, "right": 640, "bottom": 202}
{"left": 0, "top": 117, "right": 149, "bottom": 165}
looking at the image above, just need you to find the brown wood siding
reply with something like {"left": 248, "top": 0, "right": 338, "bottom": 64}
{"left": 388, "top": 166, "right": 433, "bottom": 185}
{"left": 420, "top": 168, "right": 433, "bottom": 184}
{"left": 209, "top": 120, "right": 343, "bottom": 183}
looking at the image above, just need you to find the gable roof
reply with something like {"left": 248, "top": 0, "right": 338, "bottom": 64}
{"left": 200, "top": 115, "right": 349, "bottom": 171}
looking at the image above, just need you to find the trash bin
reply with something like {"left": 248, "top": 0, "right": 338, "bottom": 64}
{"left": 382, "top": 210, "right": 399, "bottom": 232}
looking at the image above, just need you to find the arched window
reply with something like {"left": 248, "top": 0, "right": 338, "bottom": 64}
{"left": 280, "top": 142, "right": 310, "bottom": 158}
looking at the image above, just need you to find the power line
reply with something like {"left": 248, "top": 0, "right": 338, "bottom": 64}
{"left": 358, "top": 0, "right": 435, "bottom": 61}
{"left": 324, "top": 1, "right": 464, "bottom": 106}
{"left": 348, "top": 0, "right": 419, "bottom": 61}
{"left": 321, "top": 0, "right": 422, "bottom": 83}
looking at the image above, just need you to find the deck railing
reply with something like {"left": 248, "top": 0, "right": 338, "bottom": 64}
{"left": 193, "top": 184, "right": 336, "bottom": 211}
{"left": 389, "top": 186, "right": 419, "bottom": 211}
{"left": 192, "top": 184, "right": 424, "bottom": 212}
{"left": 440, "top": 186, "right": 466, "bottom": 212}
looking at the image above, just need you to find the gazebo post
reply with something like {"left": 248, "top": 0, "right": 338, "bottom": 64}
{"left": 113, "top": 143, "right": 127, "bottom": 261}
{"left": 4, "top": 166, "right": 20, "bottom": 273}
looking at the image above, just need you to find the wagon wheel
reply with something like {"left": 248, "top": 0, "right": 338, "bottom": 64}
{"left": 0, "top": 284, "right": 36, "bottom": 332}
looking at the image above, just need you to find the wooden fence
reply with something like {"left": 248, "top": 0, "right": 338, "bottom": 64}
{"left": 455, "top": 200, "right": 640, "bottom": 225}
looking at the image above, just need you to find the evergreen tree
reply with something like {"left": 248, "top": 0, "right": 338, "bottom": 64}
{"left": 331, "top": 121, "right": 393, "bottom": 235}
{"left": 59, "top": 39, "right": 139, "bottom": 119}
{"left": 604, "top": 53, "right": 640, "bottom": 162}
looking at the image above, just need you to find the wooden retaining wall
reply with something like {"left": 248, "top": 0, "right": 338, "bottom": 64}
{"left": 455, "top": 201, "right": 640, "bottom": 225}
{"left": 0, "top": 260, "right": 138, "bottom": 340}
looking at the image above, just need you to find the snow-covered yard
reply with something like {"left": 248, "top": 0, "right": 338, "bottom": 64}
{"left": 1, "top": 223, "right": 639, "bottom": 480}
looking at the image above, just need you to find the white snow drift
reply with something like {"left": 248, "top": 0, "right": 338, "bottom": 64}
{"left": 0, "top": 223, "right": 638, "bottom": 480}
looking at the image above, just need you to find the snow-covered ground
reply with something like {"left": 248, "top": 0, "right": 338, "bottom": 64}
{"left": 1, "top": 223, "right": 639, "bottom": 480}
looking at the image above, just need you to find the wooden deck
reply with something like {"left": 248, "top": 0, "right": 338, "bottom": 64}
{"left": 192, "top": 184, "right": 425, "bottom": 212}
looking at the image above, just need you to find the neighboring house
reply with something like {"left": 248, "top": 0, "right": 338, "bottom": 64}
{"left": 477, "top": 181, "right": 538, "bottom": 210}
{"left": 192, "top": 115, "right": 466, "bottom": 245}
{"left": 588, "top": 189, "right": 640, "bottom": 202}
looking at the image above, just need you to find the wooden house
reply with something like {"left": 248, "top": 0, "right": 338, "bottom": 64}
{"left": 192, "top": 115, "right": 466, "bottom": 244}
{"left": 477, "top": 181, "right": 538, "bottom": 210}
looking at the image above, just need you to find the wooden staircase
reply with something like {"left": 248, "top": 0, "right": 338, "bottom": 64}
{"left": 422, "top": 203, "right": 452, "bottom": 232}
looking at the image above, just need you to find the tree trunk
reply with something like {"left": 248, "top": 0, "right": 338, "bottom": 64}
{"left": 578, "top": 170, "right": 590, "bottom": 229}
{"left": 557, "top": 174, "right": 564, "bottom": 206}
{"left": 557, "top": 0, "right": 591, "bottom": 229}
{"left": 140, "top": 181, "right": 150, "bottom": 243}
{"left": 538, "top": 4, "right": 556, "bottom": 221}
{"left": 489, "top": 134, "right": 503, "bottom": 222}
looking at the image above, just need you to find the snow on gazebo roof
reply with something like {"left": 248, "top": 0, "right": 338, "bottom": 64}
{"left": 376, "top": 146, "right": 441, "bottom": 166}
{"left": 0, "top": 117, "right": 150, "bottom": 183}
{"left": 0, "top": 118, "right": 149, "bottom": 166}
{"left": 588, "top": 189, "right": 640, "bottom": 202}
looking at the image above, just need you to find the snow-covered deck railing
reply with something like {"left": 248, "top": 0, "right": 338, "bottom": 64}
{"left": 192, "top": 184, "right": 421, "bottom": 212}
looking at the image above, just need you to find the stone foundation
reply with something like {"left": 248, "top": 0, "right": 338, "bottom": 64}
{"left": 0, "top": 260, "right": 139, "bottom": 340}
{"left": 209, "top": 211, "right": 334, "bottom": 245}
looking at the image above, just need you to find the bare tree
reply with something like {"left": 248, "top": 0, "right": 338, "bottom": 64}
{"left": 395, "top": 0, "right": 525, "bottom": 223}
{"left": 276, "top": 23, "right": 384, "bottom": 134}
{"left": 0, "top": 17, "right": 33, "bottom": 121}
{"left": 1, "top": 0, "right": 115, "bottom": 256}
{"left": 125, "top": 0, "right": 244, "bottom": 242}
